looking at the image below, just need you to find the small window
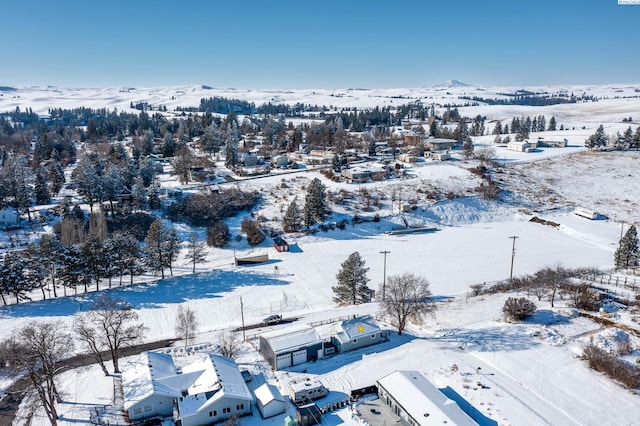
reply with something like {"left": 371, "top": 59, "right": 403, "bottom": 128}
{"left": 353, "top": 339, "right": 357, "bottom": 343}
{"left": 214, "top": 410, "right": 217, "bottom": 416}
{"left": 223, "top": 407, "right": 230, "bottom": 414}
{"left": 133, "top": 408, "right": 142, "bottom": 415}
{"left": 371, "top": 334, "right": 376, "bottom": 338}
{"left": 209, "top": 411, "right": 213, "bottom": 417}
{"left": 143, "top": 405, "right": 152, "bottom": 412}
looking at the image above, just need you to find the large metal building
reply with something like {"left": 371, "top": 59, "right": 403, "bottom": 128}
{"left": 259, "top": 324, "right": 323, "bottom": 370}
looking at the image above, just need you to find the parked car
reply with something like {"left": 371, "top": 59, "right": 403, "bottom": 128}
{"left": 263, "top": 314, "right": 282, "bottom": 325}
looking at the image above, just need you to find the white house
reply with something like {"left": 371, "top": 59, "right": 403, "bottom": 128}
{"left": 254, "top": 383, "right": 286, "bottom": 418}
{"left": 507, "top": 140, "right": 534, "bottom": 152}
{"left": 330, "top": 315, "right": 385, "bottom": 353}
{"left": 176, "top": 355, "right": 253, "bottom": 426}
{"left": 377, "top": 370, "right": 477, "bottom": 426}
{"left": 122, "top": 352, "right": 252, "bottom": 425}
{"left": 122, "top": 352, "right": 185, "bottom": 421}
{"left": 0, "top": 206, "right": 19, "bottom": 229}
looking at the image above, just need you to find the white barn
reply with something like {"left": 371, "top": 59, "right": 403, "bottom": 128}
{"left": 377, "top": 370, "right": 477, "bottom": 426}
{"left": 254, "top": 383, "right": 286, "bottom": 418}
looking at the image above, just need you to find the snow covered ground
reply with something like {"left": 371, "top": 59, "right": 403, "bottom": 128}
{"left": 2, "top": 83, "right": 640, "bottom": 425}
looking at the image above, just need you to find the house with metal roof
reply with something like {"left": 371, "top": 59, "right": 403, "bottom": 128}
{"left": 122, "top": 352, "right": 252, "bottom": 425}
{"left": 330, "top": 315, "right": 385, "bottom": 353}
{"left": 377, "top": 370, "right": 477, "bottom": 426}
{"left": 259, "top": 324, "right": 323, "bottom": 370}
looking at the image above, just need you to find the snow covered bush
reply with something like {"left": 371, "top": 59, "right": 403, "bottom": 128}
{"left": 582, "top": 344, "right": 640, "bottom": 388}
{"left": 502, "top": 297, "right": 537, "bottom": 321}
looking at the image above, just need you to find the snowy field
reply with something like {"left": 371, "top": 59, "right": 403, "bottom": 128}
{"left": 2, "top": 82, "right": 640, "bottom": 425}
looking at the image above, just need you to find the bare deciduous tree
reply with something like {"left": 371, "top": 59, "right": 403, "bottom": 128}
{"left": 218, "top": 331, "right": 241, "bottom": 358}
{"left": 1, "top": 322, "right": 74, "bottom": 425}
{"left": 185, "top": 232, "right": 208, "bottom": 273}
{"left": 176, "top": 304, "right": 199, "bottom": 347}
{"left": 379, "top": 273, "right": 436, "bottom": 335}
{"left": 75, "top": 294, "right": 147, "bottom": 374}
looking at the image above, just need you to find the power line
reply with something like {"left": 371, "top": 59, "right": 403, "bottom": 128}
{"left": 380, "top": 250, "right": 390, "bottom": 302}
{"left": 509, "top": 236, "right": 519, "bottom": 284}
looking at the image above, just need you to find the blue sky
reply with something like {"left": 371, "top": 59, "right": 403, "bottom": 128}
{"left": 1, "top": 0, "right": 638, "bottom": 88}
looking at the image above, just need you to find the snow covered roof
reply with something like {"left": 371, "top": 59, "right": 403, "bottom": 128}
{"left": 289, "top": 378, "right": 326, "bottom": 394}
{"left": 334, "top": 315, "right": 380, "bottom": 342}
{"left": 122, "top": 351, "right": 180, "bottom": 409}
{"left": 260, "top": 324, "right": 322, "bottom": 354}
{"left": 377, "top": 370, "right": 477, "bottom": 426}
{"left": 254, "top": 383, "right": 285, "bottom": 406}
{"left": 177, "top": 354, "right": 253, "bottom": 418}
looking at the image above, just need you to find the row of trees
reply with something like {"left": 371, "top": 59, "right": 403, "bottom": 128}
{"left": 585, "top": 124, "right": 640, "bottom": 150}
{"left": 0, "top": 217, "right": 205, "bottom": 304}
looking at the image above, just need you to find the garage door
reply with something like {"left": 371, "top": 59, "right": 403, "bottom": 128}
{"left": 276, "top": 353, "right": 291, "bottom": 369}
{"left": 292, "top": 349, "right": 307, "bottom": 366}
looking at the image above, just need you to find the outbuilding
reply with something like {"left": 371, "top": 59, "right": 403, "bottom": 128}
{"left": 273, "top": 237, "right": 289, "bottom": 252}
{"left": 259, "top": 324, "right": 323, "bottom": 370}
{"left": 0, "top": 206, "right": 20, "bottom": 230}
{"left": 377, "top": 370, "right": 477, "bottom": 426}
{"left": 289, "top": 378, "right": 329, "bottom": 405}
{"left": 331, "top": 315, "right": 385, "bottom": 353}
{"left": 254, "top": 383, "right": 286, "bottom": 418}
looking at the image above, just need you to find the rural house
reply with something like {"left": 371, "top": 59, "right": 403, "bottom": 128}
{"left": 259, "top": 324, "right": 323, "bottom": 370}
{"left": 122, "top": 352, "right": 252, "bottom": 425}
{"left": 377, "top": 370, "right": 477, "bottom": 426}
{"left": 0, "top": 206, "right": 19, "bottom": 229}
{"left": 330, "top": 315, "right": 385, "bottom": 353}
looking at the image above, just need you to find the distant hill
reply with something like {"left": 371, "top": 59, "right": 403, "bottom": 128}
{"left": 0, "top": 86, "right": 17, "bottom": 92}
{"left": 432, "top": 79, "right": 472, "bottom": 88}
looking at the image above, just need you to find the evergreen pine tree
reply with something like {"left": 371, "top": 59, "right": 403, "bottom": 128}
{"left": 614, "top": 225, "right": 640, "bottom": 269}
{"left": 462, "top": 137, "right": 474, "bottom": 160}
{"left": 303, "top": 178, "right": 329, "bottom": 227}
{"left": 548, "top": 116, "right": 557, "bottom": 131}
{"left": 332, "top": 251, "right": 371, "bottom": 305}
{"left": 34, "top": 170, "right": 51, "bottom": 205}
{"left": 283, "top": 199, "right": 302, "bottom": 232}
{"left": 492, "top": 122, "right": 502, "bottom": 135}
{"left": 585, "top": 125, "right": 608, "bottom": 150}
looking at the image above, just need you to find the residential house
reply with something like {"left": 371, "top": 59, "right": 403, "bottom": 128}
{"left": 122, "top": 352, "right": 252, "bottom": 425}
{"left": 0, "top": 206, "right": 19, "bottom": 229}
{"left": 330, "top": 315, "right": 385, "bottom": 353}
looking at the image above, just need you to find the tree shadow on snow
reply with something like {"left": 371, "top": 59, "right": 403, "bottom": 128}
{"left": 0, "top": 269, "right": 289, "bottom": 318}
{"left": 435, "top": 326, "right": 540, "bottom": 352}
{"left": 526, "top": 309, "right": 571, "bottom": 326}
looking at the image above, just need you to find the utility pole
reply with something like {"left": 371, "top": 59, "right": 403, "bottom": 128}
{"left": 509, "top": 236, "right": 519, "bottom": 284}
{"left": 380, "top": 250, "right": 390, "bottom": 302}
{"left": 240, "top": 297, "right": 246, "bottom": 341}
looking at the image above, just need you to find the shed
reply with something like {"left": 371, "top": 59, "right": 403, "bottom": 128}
{"left": 235, "top": 253, "right": 269, "bottom": 266}
{"left": 377, "top": 370, "right": 477, "bottom": 426}
{"left": 259, "top": 324, "right": 323, "bottom": 370}
{"left": 296, "top": 403, "right": 323, "bottom": 426}
{"left": 425, "top": 138, "right": 457, "bottom": 151}
{"left": 331, "top": 315, "right": 385, "bottom": 353}
{"left": 273, "top": 237, "right": 289, "bottom": 252}
{"left": 254, "top": 383, "right": 286, "bottom": 418}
